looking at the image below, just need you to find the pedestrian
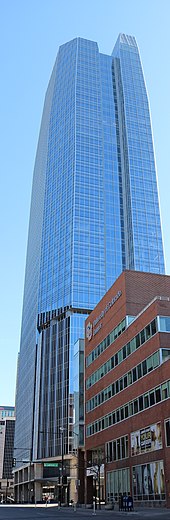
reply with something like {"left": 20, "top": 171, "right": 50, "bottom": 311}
{"left": 45, "top": 495, "right": 48, "bottom": 507}
{"left": 119, "top": 493, "right": 123, "bottom": 511}
{"left": 127, "top": 493, "right": 133, "bottom": 511}
{"left": 123, "top": 492, "right": 128, "bottom": 511}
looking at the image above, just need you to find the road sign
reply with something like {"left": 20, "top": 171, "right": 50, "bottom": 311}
{"left": 44, "top": 462, "right": 59, "bottom": 467}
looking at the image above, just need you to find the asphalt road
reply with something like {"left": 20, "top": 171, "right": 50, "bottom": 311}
{"left": 0, "top": 506, "right": 170, "bottom": 520}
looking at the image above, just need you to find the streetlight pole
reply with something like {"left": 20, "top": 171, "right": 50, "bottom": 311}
{"left": 60, "top": 427, "right": 64, "bottom": 506}
{"left": 14, "top": 447, "right": 32, "bottom": 503}
{"left": 72, "top": 430, "right": 79, "bottom": 507}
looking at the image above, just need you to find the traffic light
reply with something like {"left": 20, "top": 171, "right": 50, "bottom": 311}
{"left": 12, "top": 457, "right": 16, "bottom": 467}
{"left": 62, "top": 475, "right": 67, "bottom": 485}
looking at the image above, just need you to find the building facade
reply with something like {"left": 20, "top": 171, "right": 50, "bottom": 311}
{"left": 85, "top": 270, "right": 170, "bottom": 507}
{"left": 0, "top": 407, "right": 15, "bottom": 421}
{"left": 14, "top": 34, "right": 165, "bottom": 501}
{"left": 0, "top": 416, "right": 15, "bottom": 503}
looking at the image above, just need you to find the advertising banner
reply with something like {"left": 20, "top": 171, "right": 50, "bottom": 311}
{"left": 131, "top": 423, "right": 162, "bottom": 456}
{"left": 133, "top": 460, "right": 165, "bottom": 498}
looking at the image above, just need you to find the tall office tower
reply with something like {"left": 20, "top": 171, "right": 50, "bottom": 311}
{"left": 15, "top": 35, "right": 165, "bottom": 465}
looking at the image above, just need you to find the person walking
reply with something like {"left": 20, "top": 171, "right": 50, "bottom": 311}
{"left": 127, "top": 493, "right": 133, "bottom": 511}
{"left": 119, "top": 493, "right": 123, "bottom": 511}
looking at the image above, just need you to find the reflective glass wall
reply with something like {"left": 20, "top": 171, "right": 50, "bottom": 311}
{"left": 15, "top": 35, "right": 165, "bottom": 461}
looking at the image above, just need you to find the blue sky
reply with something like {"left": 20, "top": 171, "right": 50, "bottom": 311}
{"left": 1, "top": 0, "right": 170, "bottom": 405}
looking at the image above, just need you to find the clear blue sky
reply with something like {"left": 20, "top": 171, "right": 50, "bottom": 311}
{"left": 1, "top": 0, "right": 170, "bottom": 405}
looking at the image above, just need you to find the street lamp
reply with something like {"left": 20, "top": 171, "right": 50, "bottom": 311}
{"left": 14, "top": 447, "right": 32, "bottom": 503}
{"left": 59, "top": 427, "right": 65, "bottom": 505}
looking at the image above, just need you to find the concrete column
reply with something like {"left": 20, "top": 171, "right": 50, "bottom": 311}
{"left": 34, "top": 482, "right": 42, "bottom": 503}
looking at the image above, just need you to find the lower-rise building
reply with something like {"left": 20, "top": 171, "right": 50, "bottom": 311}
{"left": 0, "top": 416, "right": 15, "bottom": 503}
{"left": 85, "top": 270, "right": 170, "bottom": 508}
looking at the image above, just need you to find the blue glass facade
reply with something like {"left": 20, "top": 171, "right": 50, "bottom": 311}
{"left": 15, "top": 35, "right": 165, "bottom": 461}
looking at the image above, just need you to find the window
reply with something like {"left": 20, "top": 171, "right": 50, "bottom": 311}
{"left": 132, "top": 461, "right": 165, "bottom": 501}
{"left": 142, "top": 359, "right": 147, "bottom": 375}
{"left": 117, "top": 439, "right": 121, "bottom": 459}
{"left": 137, "top": 364, "right": 142, "bottom": 378}
{"left": 128, "top": 371, "right": 132, "bottom": 385}
{"left": 165, "top": 419, "right": 170, "bottom": 446}
{"left": 159, "top": 316, "right": 170, "bottom": 332}
{"left": 120, "top": 378, "right": 123, "bottom": 391}
{"left": 120, "top": 407, "right": 124, "bottom": 420}
{"left": 140, "top": 329, "right": 145, "bottom": 344}
{"left": 144, "top": 393, "right": 149, "bottom": 408}
{"left": 86, "top": 318, "right": 159, "bottom": 390}
{"left": 149, "top": 390, "right": 155, "bottom": 406}
{"left": 134, "top": 399, "right": 138, "bottom": 414}
{"left": 151, "top": 319, "right": 157, "bottom": 335}
{"left": 136, "top": 334, "right": 140, "bottom": 348}
{"left": 145, "top": 323, "right": 151, "bottom": 340}
{"left": 87, "top": 381, "right": 170, "bottom": 437}
{"left": 132, "top": 367, "right": 137, "bottom": 382}
{"left": 139, "top": 395, "right": 144, "bottom": 411}
{"left": 153, "top": 351, "right": 159, "bottom": 367}
{"left": 107, "top": 435, "right": 128, "bottom": 462}
{"left": 116, "top": 380, "right": 119, "bottom": 393}
{"left": 162, "top": 349, "right": 170, "bottom": 363}
{"left": 123, "top": 345, "right": 126, "bottom": 359}
{"left": 147, "top": 356, "right": 153, "bottom": 372}
{"left": 124, "top": 375, "right": 128, "bottom": 388}
{"left": 155, "top": 387, "right": 161, "bottom": 403}
{"left": 113, "top": 441, "right": 116, "bottom": 460}
{"left": 121, "top": 437, "right": 125, "bottom": 458}
{"left": 127, "top": 342, "right": 131, "bottom": 356}
{"left": 125, "top": 405, "right": 129, "bottom": 418}
{"left": 162, "top": 383, "right": 168, "bottom": 400}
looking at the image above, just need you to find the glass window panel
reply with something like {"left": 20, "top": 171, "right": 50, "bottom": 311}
{"left": 121, "top": 437, "right": 125, "bottom": 458}
{"left": 113, "top": 441, "right": 116, "bottom": 460}
{"left": 136, "top": 334, "right": 140, "bottom": 349}
{"left": 139, "top": 395, "right": 144, "bottom": 411}
{"left": 134, "top": 399, "right": 138, "bottom": 414}
{"left": 165, "top": 420, "right": 170, "bottom": 446}
{"left": 125, "top": 405, "right": 128, "bottom": 418}
{"left": 140, "top": 329, "right": 145, "bottom": 344}
{"left": 128, "top": 371, "right": 132, "bottom": 385}
{"left": 159, "top": 317, "right": 170, "bottom": 332}
{"left": 133, "top": 367, "right": 137, "bottom": 382}
{"left": 147, "top": 355, "right": 153, "bottom": 372}
{"left": 142, "top": 360, "right": 147, "bottom": 375}
{"left": 120, "top": 378, "right": 123, "bottom": 391}
{"left": 137, "top": 363, "right": 142, "bottom": 378}
{"left": 162, "top": 349, "right": 170, "bottom": 363}
{"left": 144, "top": 393, "right": 149, "bottom": 408}
{"left": 120, "top": 407, "right": 124, "bottom": 420}
{"left": 151, "top": 319, "right": 157, "bottom": 335}
{"left": 155, "top": 386, "right": 161, "bottom": 403}
{"left": 145, "top": 323, "right": 151, "bottom": 340}
{"left": 162, "top": 383, "right": 168, "bottom": 400}
{"left": 149, "top": 390, "right": 155, "bottom": 406}
{"left": 124, "top": 375, "right": 128, "bottom": 388}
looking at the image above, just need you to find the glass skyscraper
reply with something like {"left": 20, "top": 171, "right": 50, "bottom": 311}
{"left": 15, "top": 34, "right": 165, "bottom": 464}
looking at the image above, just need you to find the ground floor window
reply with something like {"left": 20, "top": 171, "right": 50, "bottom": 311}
{"left": 132, "top": 460, "right": 165, "bottom": 501}
{"left": 106, "top": 467, "right": 130, "bottom": 503}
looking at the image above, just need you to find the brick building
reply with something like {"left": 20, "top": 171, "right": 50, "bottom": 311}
{"left": 85, "top": 271, "right": 170, "bottom": 507}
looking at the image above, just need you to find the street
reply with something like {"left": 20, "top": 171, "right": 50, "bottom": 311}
{"left": 0, "top": 505, "right": 170, "bottom": 520}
